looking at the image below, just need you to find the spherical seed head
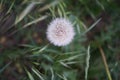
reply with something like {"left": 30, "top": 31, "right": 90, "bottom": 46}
{"left": 46, "top": 18, "right": 75, "bottom": 46}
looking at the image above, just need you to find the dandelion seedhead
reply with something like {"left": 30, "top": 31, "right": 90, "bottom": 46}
{"left": 46, "top": 18, "right": 75, "bottom": 46}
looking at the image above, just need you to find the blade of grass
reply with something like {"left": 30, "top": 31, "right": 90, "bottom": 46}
{"left": 96, "top": 0, "right": 105, "bottom": 10}
{"left": 82, "top": 18, "right": 101, "bottom": 35}
{"left": 85, "top": 45, "right": 90, "bottom": 80}
{"left": 0, "top": 0, "right": 3, "bottom": 11}
{"left": 59, "top": 54, "right": 85, "bottom": 62}
{"left": 32, "top": 67, "right": 45, "bottom": 80}
{"left": 85, "top": 6, "right": 96, "bottom": 19}
{"left": 57, "top": 74, "right": 68, "bottom": 80}
{"left": 59, "top": 51, "right": 84, "bottom": 55}
{"left": 57, "top": 7, "right": 62, "bottom": 17}
{"left": 7, "top": 0, "right": 15, "bottom": 14}
{"left": 65, "top": 61, "right": 81, "bottom": 65}
{"left": 25, "top": 68, "right": 35, "bottom": 80}
{"left": 39, "top": 0, "right": 60, "bottom": 12}
{"left": 50, "top": 68, "right": 54, "bottom": 80}
{"left": 49, "top": 7, "right": 56, "bottom": 18}
{"left": 34, "top": 44, "right": 49, "bottom": 54}
{"left": 23, "top": 15, "right": 48, "bottom": 28}
{"left": 63, "top": 75, "right": 68, "bottom": 80}
{"left": 0, "top": 61, "right": 12, "bottom": 73}
{"left": 15, "top": 2, "right": 37, "bottom": 24}
{"left": 57, "top": 1, "right": 66, "bottom": 17}
{"left": 59, "top": 61, "right": 71, "bottom": 68}
{"left": 99, "top": 46, "right": 112, "bottom": 80}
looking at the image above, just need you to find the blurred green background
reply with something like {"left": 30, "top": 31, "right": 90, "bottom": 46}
{"left": 0, "top": 0, "right": 120, "bottom": 80}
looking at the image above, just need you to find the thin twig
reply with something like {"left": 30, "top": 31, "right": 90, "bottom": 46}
{"left": 99, "top": 46, "right": 112, "bottom": 80}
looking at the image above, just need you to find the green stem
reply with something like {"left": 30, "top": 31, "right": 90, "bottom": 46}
{"left": 99, "top": 46, "right": 112, "bottom": 80}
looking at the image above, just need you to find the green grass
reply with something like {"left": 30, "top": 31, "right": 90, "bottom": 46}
{"left": 0, "top": 0, "right": 120, "bottom": 80}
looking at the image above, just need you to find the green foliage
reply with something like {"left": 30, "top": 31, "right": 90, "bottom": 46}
{"left": 0, "top": 0, "right": 120, "bottom": 80}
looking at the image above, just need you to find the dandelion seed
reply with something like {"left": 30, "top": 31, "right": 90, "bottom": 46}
{"left": 46, "top": 18, "right": 75, "bottom": 46}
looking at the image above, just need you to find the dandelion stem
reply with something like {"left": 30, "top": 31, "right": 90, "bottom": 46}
{"left": 99, "top": 46, "right": 112, "bottom": 80}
